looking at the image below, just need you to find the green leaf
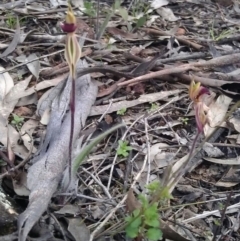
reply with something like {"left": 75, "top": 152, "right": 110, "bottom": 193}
{"left": 125, "top": 215, "right": 132, "bottom": 222}
{"left": 144, "top": 203, "right": 159, "bottom": 223}
{"left": 130, "top": 216, "right": 142, "bottom": 228}
{"left": 126, "top": 226, "right": 139, "bottom": 238}
{"left": 116, "top": 140, "right": 132, "bottom": 157}
{"left": 133, "top": 209, "right": 140, "bottom": 217}
{"left": 114, "top": 0, "right": 121, "bottom": 10}
{"left": 138, "top": 194, "right": 149, "bottom": 208}
{"left": 73, "top": 124, "right": 124, "bottom": 174}
{"left": 146, "top": 228, "right": 162, "bottom": 241}
{"left": 136, "top": 16, "right": 147, "bottom": 28}
{"left": 146, "top": 180, "right": 160, "bottom": 192}
{"left": 96, "top": 11, "right": 113, "bottom": 40}
{"left": 119, "top": 7, "right": 128, "bottom": 21}
{"left": 117, "top": 107, "right": 127, "bottom": 115}
{"left": 11, "top": 114, "right": 24, "bottom": 126}
{"left": 145, "top": 218, "right": 160, "bottom": 228}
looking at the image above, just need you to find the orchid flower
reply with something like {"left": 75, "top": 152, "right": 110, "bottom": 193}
{"left": 195, "top": 101, "right": 209, "bottom": 133}
{"left": 189, "top": 80, "right": 209, "bottom": 103}
{"left": 60, "top": 3, "right": 82, "bottom": 188}
{"left": 189, "top": 80, "right": 210, "bottom": 133}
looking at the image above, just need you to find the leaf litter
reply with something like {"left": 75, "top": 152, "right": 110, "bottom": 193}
{"left": 0, "top": 0, "right": 240, "bottom": 240}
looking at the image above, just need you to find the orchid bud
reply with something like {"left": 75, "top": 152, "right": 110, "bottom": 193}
{"left": 60, "top": 5, "right": 77, "bottom": 33}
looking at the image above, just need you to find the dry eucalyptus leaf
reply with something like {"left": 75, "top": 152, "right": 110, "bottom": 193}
{"left": 20, "top": 119, "right": 38, "bottom": 153}
{"left": 156, "top": 7, "right": 179, "bottom": 22}
{"left": 49, "top": 0, "right": 68, "bottom": 7}
{"left": 204, "top": 156, "right": 240, "bottom": 165}
{"left": 215, "top": 169, "right": 239, "bottom": 187}
{"left": 26, "top": 53, "right": 40, "bottom": 79}
{"left": 5, "top": 75, "right": 32, "bottom": 104}
{"left": 90, "top": 89, "right": 181, "bottom": 116}
{"left": 203, "top": 143, "right": 224, "bottom": 158}
{"left": 16, "top": 93, "right": 38, "bottom": 106}
{"left": 12, "top": 171, "right": 30, "bottom": 196}
{"left": 7, "top": 74, "right": 67, "bottom": 102}
{"left": 228, "top": 115, "right": 240, "bottom": 133}
{"left": 55, "top": 205, "right": 79, "bottom": 215}
{"left": 204, "top": 95, "right": 232, "bottom": 138}
{"left": 68, "top": 218, "right": 90, "bottom": 241}
{"left": 151, "top": 0, "right": 169, "bottom": 9}
{"left": 40, "top": 107, "right": 51, "bottom": 125}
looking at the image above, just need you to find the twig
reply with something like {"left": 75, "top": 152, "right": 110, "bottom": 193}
{"left": 58, "top": 193, "right": 115, "bottom": 205}
{"left": 144, "top": 118, "right": 151, "bottom": 188}
{"left": 82, "top": 167, "right": 116, "bottom": 204}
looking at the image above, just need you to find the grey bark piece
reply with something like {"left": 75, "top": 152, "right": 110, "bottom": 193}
{"left": 18, "top": 60, "right": 98, "bottom": 241}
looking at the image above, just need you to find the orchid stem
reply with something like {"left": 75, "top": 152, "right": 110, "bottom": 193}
{"left": 67, "top": 75, "right": 75, "bottom": 190}
{"left": 188, "top": 130, "right": 201, "bottom": 163}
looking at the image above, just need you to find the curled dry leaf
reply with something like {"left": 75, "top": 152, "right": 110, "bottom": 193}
{"left": 20, "top": 119, "right": 38, "bottom": 153}
{"left": 215, "top": 166, "right": 240, "bottom": 187}
{"left": 204, "top": 95, "right": 232, "bottom": 137}
{"left": 126, "top": 188, "right": 141, "bottom": 213}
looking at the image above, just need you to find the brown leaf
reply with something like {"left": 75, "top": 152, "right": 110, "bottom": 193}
{"left": 76, "top": 18, "right": 95, "bottom": 40}
{"left": 107, "top": 27, "right": 139, "bottom": 39}
{"left": 126, "top": 188, "right": 141, "bottom": 213}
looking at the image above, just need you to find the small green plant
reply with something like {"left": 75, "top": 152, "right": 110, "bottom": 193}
{"left": 180, "top": 117, "right": 189, "bottom": 125}
{"left": 125, "top": 181, "right": 172, "bottom": 240}
{"left": 149, "top": 102, "right": 158, "bottom": 111}
{"left": 117, "top": 107, "right": 127, "bottom": 116}
{"left": 213, "top": 219, "right": 221, "bottom": 226}
{"left": 6, "top": 14, "right": 26, "bottom": 29}
{"left": 6, "top": 14, "right": 17, "bottom": 29}
{"left": 209, "top": 22, "right": 233, "bottom": 41}
{"left": 130, "top": 1, "right": 150, "bottom": 29}
{"left": 210, "top": 29, "right": 232, "bottom": 41}
{"left": 126, "top": 201, "right": 161, "bottom": 240}
{"left": 83, "top": 2, "right": 96, "bottom": 17}
{"left": 11, "top": 114, "right": 24, "bottom": 128}
{"left": 116, "top": 140, "right": 132, "bottom": 157}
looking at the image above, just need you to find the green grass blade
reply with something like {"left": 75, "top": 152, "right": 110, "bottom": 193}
{"left": 72, "top": 123, "right": 124, "bottom": 174}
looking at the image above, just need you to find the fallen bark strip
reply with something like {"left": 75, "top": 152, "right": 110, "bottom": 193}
{"left": 18, "top": 60, "right": 98, "bottom": 241}
{"left": 118, "top": 53, "right": 240, "bottom": 87}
